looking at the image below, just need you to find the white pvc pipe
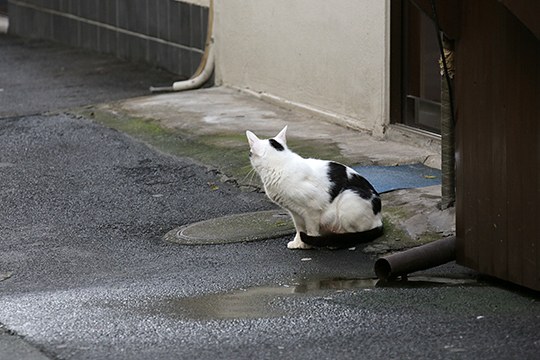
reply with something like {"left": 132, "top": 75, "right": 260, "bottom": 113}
{"left": 150, "top": 0, "right": 214, "bottom": 93}
{"left": 150, "top": 37, "right": 214, "bottom": 93}
{"left": 172, "top": 38, "right": 214, "bottom": 91}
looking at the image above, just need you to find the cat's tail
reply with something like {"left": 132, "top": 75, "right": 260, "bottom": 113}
{"left": 299, "top": 226, "right": 384, "bottom": 249}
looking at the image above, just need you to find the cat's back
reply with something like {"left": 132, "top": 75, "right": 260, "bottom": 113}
{"left": 273, "top": 156, "right": 332, "bottom": 192}
{"left": 303, "top": 157, "right": 332, "bottom": 172}
{"left": 291, "top": 157, "right": 335, "bottom": 183}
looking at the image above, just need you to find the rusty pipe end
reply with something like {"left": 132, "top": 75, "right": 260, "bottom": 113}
{"left": 374, "top": 258, "right": 392, "bottom": 281}
{"left": 374, "top": 236, "right": 456, "bottom": 281}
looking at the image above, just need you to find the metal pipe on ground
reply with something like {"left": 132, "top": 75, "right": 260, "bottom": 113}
{"left": 374, "top": 236, "right": 456, "bottom": 281}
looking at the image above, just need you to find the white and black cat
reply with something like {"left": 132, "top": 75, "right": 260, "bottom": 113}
{"left": 246, "top": 126, "right": 383, "bottom": 249}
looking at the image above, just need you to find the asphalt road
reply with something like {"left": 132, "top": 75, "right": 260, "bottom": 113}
{"left": 1, "top": 34, "right": 539, "bottom": 360}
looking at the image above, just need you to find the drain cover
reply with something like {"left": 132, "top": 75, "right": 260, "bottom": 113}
{"left": 164, "top": 210, "right": 295, "bottom": 245}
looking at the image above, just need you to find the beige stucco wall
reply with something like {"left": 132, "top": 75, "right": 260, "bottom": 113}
{"left": 214, "top": 0, "right": 390, "bottom": 135}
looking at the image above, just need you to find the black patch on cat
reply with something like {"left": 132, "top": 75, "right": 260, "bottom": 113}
{"left": 349, "top": 173, "right": 376, "bottom": 200}
{"left": 269, "top": 139, "right": 285, "bottom": 151}
{"left": 327, "top": 162, "right": 348, "bottom": 201}
{"left": 327, "top": 162, "right": 381, "bottom": 215}
{"left": 371, "top": 196, "right": 382, "bottom": 215}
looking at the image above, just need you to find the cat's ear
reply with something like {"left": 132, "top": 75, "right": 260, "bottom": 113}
{"left": 275, "top": 125, "right": 288, "bottom": 145}
{"left": 246, "top": 130, "right": 259, "bottom": 146}
{"left": 246, "top": 130, "right": 265, "bottom": 156}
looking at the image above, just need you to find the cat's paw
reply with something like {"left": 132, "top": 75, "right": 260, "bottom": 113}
{"left": 287, "top": 239, "right": 312, "bottom": 250}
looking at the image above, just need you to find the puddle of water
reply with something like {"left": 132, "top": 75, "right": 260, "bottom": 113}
{"left": 292, "top": 278, "right": 379, "bottom": 293}
{"left": 378, "top": 275, "right": 479, "bottom": 288}
{"left": 153, "top": 286, "right": 293, "bottom": 320}
{"left": 155, "top": 278, "right": 379, "bottom": 320}
{"left": 129, "top": 276, "right": 478, "bottom": 321}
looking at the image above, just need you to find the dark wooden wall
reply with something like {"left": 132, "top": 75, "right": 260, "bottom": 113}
{"left": 412, "top": 0, "right": 540, "bottom": 290}
{"left": 454, "top": 0, "right": 540, "bottom": 291}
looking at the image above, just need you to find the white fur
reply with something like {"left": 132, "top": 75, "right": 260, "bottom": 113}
{"left": 246, "top": 126, "right": 382, "bottom": 249}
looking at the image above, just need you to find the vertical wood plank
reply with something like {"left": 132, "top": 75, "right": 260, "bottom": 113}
{"left": 504, "top": 5, "right": 540, "bottom": 290}
{"left": 456, "top": 0, "right": 540, "bottom": 290}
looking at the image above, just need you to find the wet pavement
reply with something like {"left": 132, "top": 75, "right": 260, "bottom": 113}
{"left": 1, "top": 33, "right": 539, "bottom": 360}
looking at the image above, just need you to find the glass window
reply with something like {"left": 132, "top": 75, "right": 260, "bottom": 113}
{"left": 391, "top": 1, "right": 442, "bottom": 134}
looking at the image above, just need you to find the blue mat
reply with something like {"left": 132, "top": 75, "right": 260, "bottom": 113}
{"left": 352, "top": 163, "right": 441, "bottom": 194}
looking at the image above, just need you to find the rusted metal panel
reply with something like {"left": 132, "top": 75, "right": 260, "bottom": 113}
{"left": 455, "top": 0, "right": 540, "bottom": 290}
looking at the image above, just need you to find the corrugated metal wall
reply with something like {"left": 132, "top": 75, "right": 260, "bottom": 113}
{"left": 7, "top": 0, "right": 208, "bottom": 77}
